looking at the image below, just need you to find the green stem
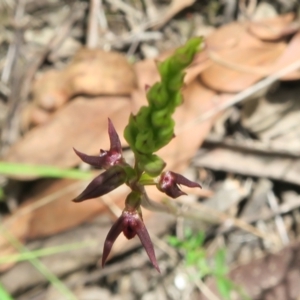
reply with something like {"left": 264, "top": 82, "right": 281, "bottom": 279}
{"left": 138, "top": 173, "right": 156, "bottom": 186}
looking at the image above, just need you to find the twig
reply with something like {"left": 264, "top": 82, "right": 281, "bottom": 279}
{"left": 1, "top": 0, "right": 25, "bottom": 84}
{"left": 204, "top": 135, "right": 300, "bottom": 158}
{"left": 267, "top": 190, "right": 289, "bottom": 245}
{"left": 87, "top": 0, "right": 100, "bottom": 48}
{"left": 1, "top": 2, "right": 86, "bottom": 153}
{"left": 105, "top": 0, "right": 143, "bottom": 20}
{"left": 239, "top": 0, "right": 257, "bottom": 20}
{"left": 207, "top": 50, "right": 269, "bottom": 75}
{"left": 99, "top": 192, "right": 123, "bottom": 218}
{"left": 179, "top": 58, "right": 300, "bottom": 133}
{"left": 143, "top": 0, "right": 158, "bottom": 21}
{"left": 97, "top": 0, "right": 108, "bottom": 30}
{"left": 172, "top": 198, "right": 272, "bottom": 242}
{"left": 184, "top": 266, "right": 221, "bottom": 300}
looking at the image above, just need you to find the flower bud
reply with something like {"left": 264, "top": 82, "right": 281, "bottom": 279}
{"left": 73, "top": 165, "right": 127, "bottom": 202}
{"left": 73, "top": 118, "right": 123, "bottom": 170}
{"left": 157, "top": 171, "right": 201, "bottom": 199}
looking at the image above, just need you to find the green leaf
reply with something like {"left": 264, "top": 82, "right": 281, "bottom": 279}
{"left": 214, "top": 248, "right": 228, "bottom": 276}
{"left": 167, "top": 235, "right": 181, "bottom": 247}
{"left": 216, "top": 276, "right": 234, "bottom": 300}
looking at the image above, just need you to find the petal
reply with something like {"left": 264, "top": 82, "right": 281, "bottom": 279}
{"left": 172, "top": 172, "right": 202, "bottom": 189}
{"left": 73, "top": 166, "right": 126, "bottom": 202}
{"left": 73, "top": 147, "right": 106, "bottom": 168}
{"left": 165, "top": 185, "right": 186, "bottom": 199}
{"left": 122, "top": 212, "right": 138, "bottom": 239}
{"left": 102, "top": 216, "right": 123, "bottom": 267}
{"left": 108, "top": 118, "right": 122, "bottom": 154}
{"left": 136, "top": 219, "right": 160, "bottom": 273}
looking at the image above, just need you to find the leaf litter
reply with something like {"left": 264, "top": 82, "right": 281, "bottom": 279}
{"left": 1, "top": 1, "right": 300, "bottom": 299}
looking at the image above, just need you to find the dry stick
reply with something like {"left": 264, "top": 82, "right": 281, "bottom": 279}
{"left": 0, "top": 3, "right": 84, "bottom": 152}
{"left": 188, "top": 269, "right": 221, "bottom": 300}
{"left": 250, "top": 198, "right": 300, "bottom": 223}
{"left": 267, "top": 190, "right": 289, "bottom": 245}
{"left": 239, "top": 0, "right": 257, "bottom": 20}
{"left": 20, "top": 3, "right": 84, "bottom": 104}
{"left": 171, "top": 198, "right": 272, "bottom": 242}
{"left": 0, "top": 0, "right": 26, "bottom": 152}
{"left": 1, "top": 0, "right": 25, "bottom": 84}
{"left": 208, "top": 50, "right": 269, "bottom": 75}
{"left": 179, "top": 58, "right": 300, "bottom": 134}
{"left": 87, "top": 0, "right": 100, "bottom": 48}
{"left": 98, "top": 0, "right": 108, "bottom": 31}
{"left": 140, "top": 182, "right": 269, "bottom": 240}
{"left": 204, "top": 135, "right": 300, "bottom": 158}
{"left": 105, "top": 0, "right": 143, "bottom": 21}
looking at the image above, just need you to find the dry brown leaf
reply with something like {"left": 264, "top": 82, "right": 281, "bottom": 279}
{"left": 65, "top": 48, "right": 137, "bottom": 97}
{"left": 0, "top": 178, "right": 130, "bottom": 271}
{"left": 5, "top": 96, "right": 131, "bottom": 176}
{"left": 247, "top": 12, "right": 296, "bottom": 40}
{"left": 24, "top": 48, "right": 137, "bottom": 128}
{"left": 274, "top": 31, "right": 300, "bottom": 80}
{"left": 32, "top": 70, "right": 69, "bottom": 111}
{"left": 200, "top": 44, "right": 285, "bottom": 92}
{"left": 184, "top": 15, "right": 297, "bottom": 90}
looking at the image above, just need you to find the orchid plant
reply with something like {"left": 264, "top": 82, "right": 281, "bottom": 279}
{"left": 73, "top": 38, "right": 203, "bottom": 273}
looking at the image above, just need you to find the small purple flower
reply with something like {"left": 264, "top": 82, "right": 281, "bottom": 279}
{"left": 73, "top": 118, "right": 124, "bottom": 170}
{"left": 73, "top": 165, "right": 127, "bottom": 202}
{"left": 102, "top": 209, "right": 160, "bottom": 273}
{"left": 157, "top": 171, "right": 201, "bottom": 198}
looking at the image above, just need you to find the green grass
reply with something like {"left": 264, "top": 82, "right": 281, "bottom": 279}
{"left": 0, "top": 222, "right": 93, "bottom": 300}
{"left": 0, "top": 241, "right": 97, "bottom": 265}
{"left": 0, "top": 162, "right": 93, "bottom": 180}
{"left": 0, "top": 282, "right": 13, "bottom": 300}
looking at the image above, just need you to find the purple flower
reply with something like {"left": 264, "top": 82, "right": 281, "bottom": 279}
{"left": 102, "top": 209, "right": 160, "bottom": 273}
{"left": 73, "top": 118, "right": 123, "bottom": 170}
{"left": 157, "top": 171, "right": 201, "bottom": 198}
{"left": 73, "top": 165, "right": 127, "bottom": 202}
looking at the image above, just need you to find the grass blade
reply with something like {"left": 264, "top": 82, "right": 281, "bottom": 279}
{"left": 0, "top": 282, "right": 13, "bottom": 300}
{"left": 0, "top": 241, "right": 97, "bottom": 264}
{"left": 0, "top": 225, "right": 78, "bottom": 300}
{"left": 0, "top": 162, "right": 93, "bottom": 180}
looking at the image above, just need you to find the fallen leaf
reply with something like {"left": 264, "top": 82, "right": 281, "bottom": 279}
{"left": 24, "top": 48, "right": 137, "bottom": 127}
{"left": 0, "top": 178, "right": 130, "bottom": 271}
{"left": 200, "top": 44, "right": 285, "bottom": 92}
{"left": 4, "top": 96, "right": 131, "bottom": 177}
{"left": 274, "top": 31, "right": 300, "bottom": 80}
{"left": 247, "top": 12, "right": 296, "bottom": 40}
